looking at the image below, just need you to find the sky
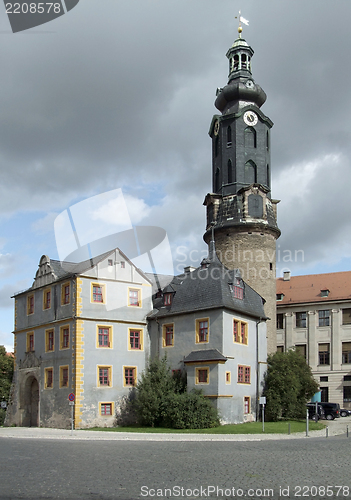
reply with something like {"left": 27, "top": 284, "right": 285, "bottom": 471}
{"left": 1, "top": 0, "right": 351, "bottom": 351}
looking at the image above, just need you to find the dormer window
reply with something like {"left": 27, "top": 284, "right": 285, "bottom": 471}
{"left": 321, "top": 289, "right": 329, "bottom": 297}
{"left": 276, "top": 293, "right": 284, "bottom": 301}
{"left": 229, "top": 278, "right": 244, "bottom": 300}
{"left": 164, "top": 293, "right": 172, "bottom": 306}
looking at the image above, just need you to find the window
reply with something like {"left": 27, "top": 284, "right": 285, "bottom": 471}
{"left": 98, "top": 327, "right": 111, "bottom": 348}
{"left": 295, "top": 344, "right": 306, "bottom": 359}
{"left": 321, "top": 289, "right": 329, "bottom": 297}
{"left": 318, "top": 343, "right": 330, "bottom": 365}
{"left": 61, "top": 283, "right": 70, "bottom": 305}
{"left": 318, "top": 310, "right": 330, "bottom": 327}
{"left": 320, "top": 376, "right": 328, "bottom": 382}
{"left": 195, "top": 367, "right": 209, "bottom": 384}
{"left": 60, "top": 366, "right": 69, "bottom": 388}
{"left": 233, "top": 319, "right": 248, "bottom": 345}
{"left": 162, "top": 324, "right": 174, "bottom": 347}
{"left": 43, "top": 289, "right": 51, "bottom": 310}
{"left": 321, "top": 387, "right": 329, "bottom": 402}
{"left": 244, "top": 396, "right": 250, "bottom": 414}
{"left": 60, "top": 326, "right": 70, "bottom": 349}
{"left": 276, "top": 293, "right": 284, "bottom": 301}
{"left": 27, "top": 294, "right": 34, "bottom": 315}
{"left": 129, "top": 329, "right": 143, "bottom": 350}
{"left": 164, "top": 293, "right": 172, "bottom": 306}
{"left": 196, "top": 318, "right": 209, "bottom": 343}
{"left": 121, "top": 261, "right": 125, "bottom": 269}
{"left": 123, "top": 366, "right": 136, "bottom": 387}
{"left": 100, "top": 403, "right": 114, "bottom": 416}
{"left": 227, "top": 125, "right": 232, "bottom": 144}
{"left": 225, "top": 371, "right": 231, "bottom": 384}
{"left": 45, "top": 368, "right": 53, "bottom": 389}
{"left": 92, "top": 283, "right": 104, "bottom": 303}
{"left": 128, "top": 288, "right": 141, "bottom": 307}
{"left": 296, "top": 312, "right": 307, "bottom": 328}
{"left": 344, "top": 386, "right": 351, "bottom": 402}
{"left": 108, "top": 259, "right": 113, "bottom": 266}
{"left": 344, "top": 376, "right": 351, "bottom": 382}
{"left": 45, "top": 329, "right": 54, "bottom": 352}
{"left": 229, "top": 279, "right": 244, "bottom": 299}
{"left": 26, "top": 332, "right": 34, "bottom": 352}
{"left": 342, "top": 308, "right": 351, "bottom": 325}
{"left": 98, "top": 366, "right": 112, "bottom": 387}
{"left": 276, "top": 346, "right": 284, "bottom": 353}
{"left": 238, "top": 365, "right": 250, "bottom": 384}
{"left": 276, "top": 313, "right": 284, "bottom": 329}
{"left": 342, "top": 342, "right": 351, "bottom": 364}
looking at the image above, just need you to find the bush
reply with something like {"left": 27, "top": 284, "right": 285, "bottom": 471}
{"left": 117, "top": 356, "right": 220, "bottom": 429}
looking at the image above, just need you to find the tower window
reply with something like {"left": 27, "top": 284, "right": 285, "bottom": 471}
{"left": 241, "top": 53, "right": 247, "bottom": 69}
{"left": 245, "top": 127, "right": 256, "bottom": 148}
{"left": 214, "top": 136, "right": 219, "bottom": 157}
{"left": 245, "top": 161, "right": 257, "bottom": 184}
{"left": 234, "top": 55, "right": 239, "bottom": 70}
{"left": 228, "top": 159, "right": 232, "bottom": 184}
{"left": 227, "top": 126, "right": 232, "bottom": 144}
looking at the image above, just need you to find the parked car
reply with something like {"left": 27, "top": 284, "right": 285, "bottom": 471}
{"left": 318, "top": 402, "right": 340, "bottom": 420}
{"left": 340, "top": 408, "right": 351, "bottom": 417}
{"left": 306, "top": 403, "right": 325, "bottom": 421}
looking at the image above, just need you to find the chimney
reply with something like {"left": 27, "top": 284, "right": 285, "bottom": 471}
{"left": 283, "top": 271, "right": 291, "bottom": 281}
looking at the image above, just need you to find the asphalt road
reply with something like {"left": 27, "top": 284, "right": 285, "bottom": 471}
{"left": 1, "top": 436, "right": 351, "bottom": 500}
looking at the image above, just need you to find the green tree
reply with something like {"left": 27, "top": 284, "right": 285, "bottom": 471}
{"left": 117, "top": 356, "right": 219, "bottom": 429}
{"left": 263, "top": 349, "right": 319, "bottom": 421}
{"left": 0, "top": 345, "right": 14, "bottom": 425}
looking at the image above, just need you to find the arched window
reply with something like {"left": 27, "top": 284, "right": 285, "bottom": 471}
{"left": 245, "top": 161, "right": 257, "bottom": 184}
{"left": 234, "top": 55, "right": 239, "bottom": 70}
{"left": 215, "top": 168, "right": 220, "bottom": 192}
{"left": 241, "top": 53, "right": 247, "bottom": 69}
{"left": 227, "top": 126, "right": 232, "bottom": 144}
{"left": 245, "top": 127, "right": 256, "bottom": 148}
{"left": 228, "top": 159, "right": 232, "bottom": 184}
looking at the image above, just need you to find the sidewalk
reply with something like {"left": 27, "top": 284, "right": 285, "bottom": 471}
{"left": 0, "top": 418, "right": 350, "bottom": 441}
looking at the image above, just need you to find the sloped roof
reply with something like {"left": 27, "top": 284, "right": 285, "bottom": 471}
{"left": 276, "top": 271, "right": 351, "bottom": 305}
{"left": 152, "top": 245, "right": 266, "bottom": 320}
{"left": 183, "top": 349, "right": 227, "bottom": 364}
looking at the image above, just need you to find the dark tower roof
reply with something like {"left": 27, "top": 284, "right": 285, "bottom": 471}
{"left": 215, "top": 37, "right": 266, "bottom": 115}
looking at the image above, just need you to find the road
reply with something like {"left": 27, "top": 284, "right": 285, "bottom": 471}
{"left": 0, "top": 434, "right": 351, "bottom": 500}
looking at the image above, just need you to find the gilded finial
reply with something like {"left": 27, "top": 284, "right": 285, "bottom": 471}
{"left": 235, "top": 10, "right": 249, "bottom": 38}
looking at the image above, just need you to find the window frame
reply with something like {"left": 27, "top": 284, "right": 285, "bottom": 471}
{"left": 195, "top": 318, "right": 209, "bottom": 344}
{"left": 233, "top": 319, "right": 248, "bottom": 345}
{"left": 162, "top": 324, "right": 174, "bottom": 347}
{"left": 318, "top": 310, "right": 330, "bottom": 327}
{"left": 27, "top": 294, "right": 34, "bottom": 315}
{"left": 318, "top": 343, "right": 330, "bottom": 365}
{"left": 45, "top": 328, "right": 55, "bottom": 352}
{"left": 123, "top": 366, "right": 137, "bottom": 387}
{"left": 295, "top": 312, "right": 307, "bottom": 328}
{"left": 128, "top": 328, "right": 143, "bottom": 351}
{"left": 59, "top": 365, "right": 69, "bottom": 388}
{"left": 342, "top": 308, "right": 351, "bottom": 325}
{"left": 60, "top": 325, "right": 70, "bottom": 350}
{"left": 238, "top": 365, "right": 251, "bottom": 384}
{"left": 61, "top": 282, "right": 70, "bottom": 305}
{"left": 128, "top": 287, "right": 141, "bottom": 307}
{"left": 43, "top": 288, "right": 51, "bottom": 310}
{"left": 26, "top": 331, "right": 34, "bottom": 352}
{"left": 244, "top": 396, "right": 250, "bottom": 414}
{"left": 342, "top": 342, "right": 351, "bottom": 364}
{"left": 195, "top": 367, "right": 209, "bottom": 385}
{"left": 97, "top": 325, "right": 112, "bottom": 349}
{"left": 99, "top": 402, "right": 114, "bottom": 416}
{"left": 225, "top": 371, "right": 231, "bottom": 384}
{"left": 276, "top": 313, "right": 284, "bottom": 330}
{"left": 97, "top": 365, "right": 112, "bottom": 387}
{"left": 44, "top": 367, "right": 53, "bottom": 389}
{"left": 91, "top": 283, "right": 105, "bottom": 304}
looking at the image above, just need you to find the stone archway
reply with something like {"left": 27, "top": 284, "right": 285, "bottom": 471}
{"left": 22, "top": 376, "right": 39, "bottom": 427}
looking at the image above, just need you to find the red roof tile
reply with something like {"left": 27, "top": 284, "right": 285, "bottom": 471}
{"left": 276, "top": 271, "right": 351, "bottom": 305}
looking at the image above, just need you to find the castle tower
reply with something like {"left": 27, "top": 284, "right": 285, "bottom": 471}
{"left": 203, "top": 27, "right": 280, "bottom": 354}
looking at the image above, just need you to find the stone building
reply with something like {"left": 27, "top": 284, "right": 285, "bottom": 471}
{"left": 148, "top": 242, "right": 267, "bottom": 424}
{"left": 203, "top": 31, "right": 280, "bottom": 354}
{"left": 7, "top": 250, "right": 152, "bottom": 428}
{"left": 276, "top": 271, "right": 351, "bottom": 409}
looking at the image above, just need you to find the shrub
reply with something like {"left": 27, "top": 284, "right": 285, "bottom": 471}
{"left": 163, "top": 390, "right": 220, "bottom": 429}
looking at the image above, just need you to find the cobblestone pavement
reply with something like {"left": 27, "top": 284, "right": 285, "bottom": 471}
{"left": 0, "top": 432, "right": 350, "bottom": 500}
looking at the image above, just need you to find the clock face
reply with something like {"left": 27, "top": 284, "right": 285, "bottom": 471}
{"left": 213, "top": 120, "right": 220, "bottom": 136}
{"left": 243, "top": 111, "right": 258, "bottom": 126}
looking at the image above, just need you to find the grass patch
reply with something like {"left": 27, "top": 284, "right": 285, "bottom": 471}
{"left": 85, "top": 420, "right": 324, "bottom": 434}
